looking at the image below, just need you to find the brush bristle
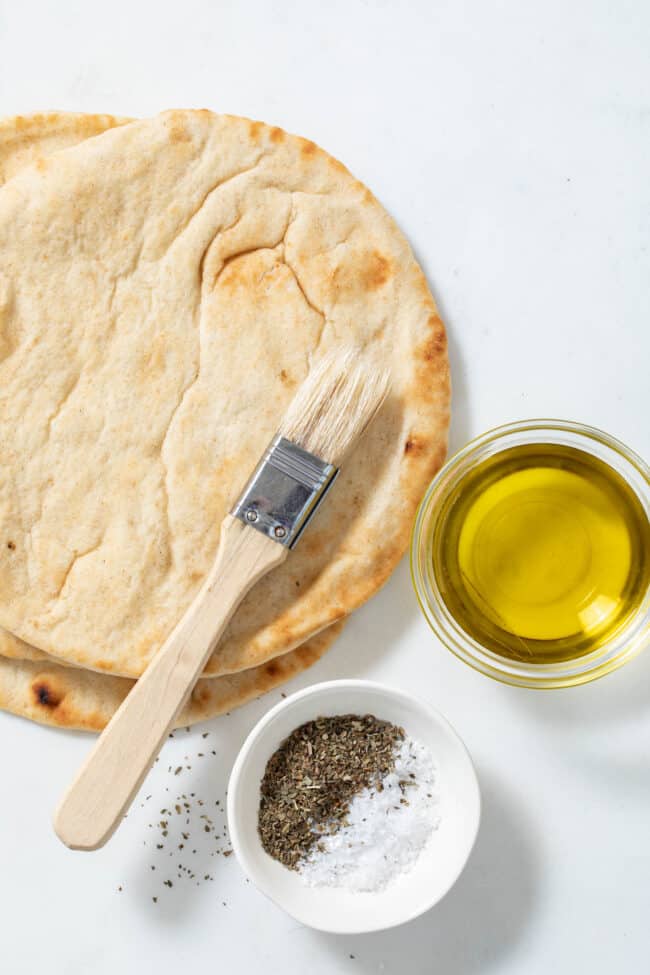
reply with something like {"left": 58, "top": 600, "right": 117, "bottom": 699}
{"left": 278, "top": 348, "right": 390, "bottom": 466}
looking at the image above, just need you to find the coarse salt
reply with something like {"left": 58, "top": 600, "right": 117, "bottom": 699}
{"left": 298, "top": 736, "right": 440, "bottom": 892}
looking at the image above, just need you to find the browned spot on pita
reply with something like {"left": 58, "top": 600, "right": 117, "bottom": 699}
{"left": 167, "top": 114, "right": 191, "bottom": 144}
{"left": 300, "top": 140, "right": 317, "bottom": 157}
{"left": 420, "top": 317, "right": 447, "bottom": 361}
{"left": 265, "top": 661, "right": 279, "bottom": 678}
{"left": 295, "top": 642, "right": 321, "bottom": 666}
{"left": 32, "top": 679, "right": 62, "bottom": 708}
{"left": 333, "top": 249, "right": 393, "bottom": 297}
{"left": 404, "top": 436, "right": 427, "bottom": 456}
{"left": 6, "top": 540, "right": 15, "bottom": 550}
{"left": 191, "top": 683, "right": 211, "bottom": 705}
{"left": 48, "top": 696, "right": 105, "bottom": 731}
{"left": 219, "top": 260, "right": 245, "bottom": 290}
{"left": 248, "top": 120, "right": 263, "bottom": 140}
{"left": 354, "top": 251, "right": 393, "bottom": 291}
{"left": 302, "top": 534, "right": 324, "bottom": 559}
{"left": 78, "top": 711, "right": 106, "bottom": 732}
{"left": 365, "top": 253, "right": 392, "bottom": 289}
{"left": 328, "top": 157, "right": 348, "bottom": 176}
{"left": 217, "top": 250, "right": 282, "bottom": 296}
{"left": 279, "top": 369, "right": 292, "bottom": 386}
{"left": 270, "top": 127, "right": 285, "bottom": 144}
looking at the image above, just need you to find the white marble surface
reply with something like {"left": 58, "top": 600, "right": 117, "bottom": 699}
{"left": 0, "top": 1, "right": 648, "bottom": 972}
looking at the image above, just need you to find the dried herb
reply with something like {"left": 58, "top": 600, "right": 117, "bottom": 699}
{"left": 114, "top": 725, "right": 236, "bottom": 899}
{"left": 258, "top": 714, "right": 404, "bottom": 869}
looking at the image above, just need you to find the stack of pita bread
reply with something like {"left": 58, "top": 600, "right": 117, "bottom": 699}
{"left": 0, "top": 110, "right": 449, "bottom": 732}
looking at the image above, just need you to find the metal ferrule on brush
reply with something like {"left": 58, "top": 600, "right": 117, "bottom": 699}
{"left": 232, "top": 435, "right": 339, "bottom": 548}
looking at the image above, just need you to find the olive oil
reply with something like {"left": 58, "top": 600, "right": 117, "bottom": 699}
{"left": 432, "top": 443, "right": 649, "bottom": 663}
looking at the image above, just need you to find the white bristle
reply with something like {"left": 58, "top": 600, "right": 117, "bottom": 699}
{"left": 278, "top": 348, "right": 390, "bottom": 466}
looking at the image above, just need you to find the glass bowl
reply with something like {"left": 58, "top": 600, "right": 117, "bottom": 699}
{"left": 410, "top": 420, "right": 650, "bottom": 688}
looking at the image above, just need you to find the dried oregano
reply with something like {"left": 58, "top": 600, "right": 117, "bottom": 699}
{"left": 258, "top": 714, "right": 404, "bottom": 869}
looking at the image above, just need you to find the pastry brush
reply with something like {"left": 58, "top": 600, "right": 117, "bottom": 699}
{"left": 54, "top": 348, "right": 389, "bottom": 850}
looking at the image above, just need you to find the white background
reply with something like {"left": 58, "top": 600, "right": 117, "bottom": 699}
{"left": 0, "top": 1, "right": 648, "bottom": 972}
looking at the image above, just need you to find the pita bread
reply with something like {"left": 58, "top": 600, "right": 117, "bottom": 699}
{"left": 0, "top": 621, "right": 343, "bottom": 732}
{"left": 0, "top": 114, "right": 344, "bottom": 732}
{"left": 0, "top": 109, "right": 449, "bottom": 678}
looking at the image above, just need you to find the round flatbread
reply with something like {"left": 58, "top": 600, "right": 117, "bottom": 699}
{"left": 0, "top": 620, "right": 343, "bottom": 732}
{"left": 0, "top": 109, "right": 449, "bottom": 678}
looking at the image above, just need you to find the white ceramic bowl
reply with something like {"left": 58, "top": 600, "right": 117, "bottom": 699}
{"left": 227, "top": 680, "right": 481, "bottom": 933}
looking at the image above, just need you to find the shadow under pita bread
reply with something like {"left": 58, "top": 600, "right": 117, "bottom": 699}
{"left": 444, "top": 321, "right": 472, "bottom": 456}
{"left": 302, "top": 558, "right": 419, "bottom": 681}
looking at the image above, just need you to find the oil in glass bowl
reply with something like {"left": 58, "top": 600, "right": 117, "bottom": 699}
{"left": 431, "top": 443, "right": 650, "bottom": 663}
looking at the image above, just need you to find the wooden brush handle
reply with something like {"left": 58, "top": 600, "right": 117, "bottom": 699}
{"left": 53, "top": 515, "right": 287, "bottom": 850}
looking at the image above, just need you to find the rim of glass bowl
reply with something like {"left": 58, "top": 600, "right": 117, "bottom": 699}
{"left": 410, "top": 419, "right": 650, "bottom": 689}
